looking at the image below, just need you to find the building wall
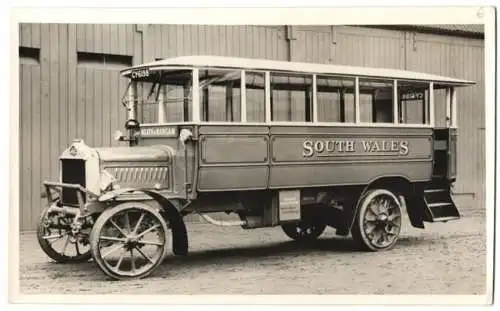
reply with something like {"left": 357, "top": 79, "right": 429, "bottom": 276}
{"left": 18, "top": 24, "right": 485, "bottom": 230}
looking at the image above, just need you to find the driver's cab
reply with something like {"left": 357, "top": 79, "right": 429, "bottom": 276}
{"left": 122, "top": 67, "right": 193, "bottom": 126}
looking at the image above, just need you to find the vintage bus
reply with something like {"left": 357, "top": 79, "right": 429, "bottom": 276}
{"left": 37, "top": 56, "right": 475, "bottom": 280}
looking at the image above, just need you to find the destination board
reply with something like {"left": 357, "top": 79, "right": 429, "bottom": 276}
{"left": 140, "top": 126, "right": 178, "bottom": 138}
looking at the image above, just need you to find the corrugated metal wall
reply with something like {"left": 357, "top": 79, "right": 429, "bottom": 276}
{"left": 18, "top": 24, "right": 485, "bottom": 230}
{"left": 18, "top": 24, "right": 141, "bottom": 230}
{"left": 144, "top": 24, "right": 288, "bottom": 61}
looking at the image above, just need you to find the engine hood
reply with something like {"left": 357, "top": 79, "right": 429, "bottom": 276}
{"left": 95, "top": 145, "right": 173, "bottom": 164}
{"left": 58, "top": 140, "right": 175, "bottom": 193}
{"left": 95, "top": 145, "right": 174, "bottom": 191}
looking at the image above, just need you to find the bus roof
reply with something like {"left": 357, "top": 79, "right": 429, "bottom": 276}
{"left": 121, "top": 55, "right": 475, "bottom": 86}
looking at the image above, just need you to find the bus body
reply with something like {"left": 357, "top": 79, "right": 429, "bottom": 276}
{"left": 37, "top": 56, "right": 474, "bottom": 280}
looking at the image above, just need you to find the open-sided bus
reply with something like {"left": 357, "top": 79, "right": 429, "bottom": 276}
{"left": 37, "top": 56, "right": 475, "bottom": 280}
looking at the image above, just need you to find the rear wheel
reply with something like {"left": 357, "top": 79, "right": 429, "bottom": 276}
{"left": 281, "top": 220, "right": 326, "bottom": 243}
{"left": 351, "top": 189, "right": 403, "bottom": 251}
{"left": 90, "top": 202, "right": 169, "bottom": 280}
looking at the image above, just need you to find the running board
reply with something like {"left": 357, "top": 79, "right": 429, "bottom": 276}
{"left": 423, "top": 184, "right": 460, "bottom": 222}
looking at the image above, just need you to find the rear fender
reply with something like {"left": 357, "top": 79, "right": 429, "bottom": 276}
{"left": 342, "top": 176, "right": 425, "bottom": 235}
{"left": 98, "top": 188, "right": 188, "bottom": 256}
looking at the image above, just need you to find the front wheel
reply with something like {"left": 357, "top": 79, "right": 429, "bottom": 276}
{"left": 281, "top": 221, "right": 326, "bottom": 243}
{"left": 351, "top": 189, "right": 403, "bottom": 251}
{"left": 90, "top": 202, "right": 169, "bottom": 280}
{"left": 37, "top": 205, "right": 93, "bottom": 263}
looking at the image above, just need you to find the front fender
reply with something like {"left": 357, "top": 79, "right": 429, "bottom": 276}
{"left": 97, "top": 187, "right": 188, "bottom": 256}
{"left": 98, "top": 187, "right": 138, "bottom": 202}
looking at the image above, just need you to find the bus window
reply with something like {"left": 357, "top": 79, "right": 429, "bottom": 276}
{"left": 245, "top": 71, "right": 266, "bottom": 122}
{"left": 359, "top": 79, "right": 394, "bottom": 123}
{"left": 137, "top": 81, "right": 158, "bottom": 124}
{"left": 316, "top": 76, "right": 355, "bottom": 123}
{"left": 199, "top": 69, "right": 242, "bottom": 122}
{"left": 398, "top": 81, "right": 429, "bottom": 125}
{"left": 270, "top": 73, "right": 313, "bottom": 122}
{"left": 157, "top": 84, "right": 190, "bottom": 122}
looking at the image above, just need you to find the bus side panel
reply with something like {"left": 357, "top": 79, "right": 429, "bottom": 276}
{"left": 197, "top": 125, "right": 270, "bottom": 191}
{"left": 269, "top": 126, "right": 433, "bottom": 188}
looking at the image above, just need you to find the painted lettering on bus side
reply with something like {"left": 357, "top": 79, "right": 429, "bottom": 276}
{"left": 303, "top": 139, "right": 409, "bottom": 157}
{"left": 361, "top": 140, "right": 409, "bottom": 155}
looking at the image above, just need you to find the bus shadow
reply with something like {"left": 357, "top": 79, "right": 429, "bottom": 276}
{"left": 36, "top": 235, "right": 434, "bottom": 282}
{"left": 164, "top": 237, "right": 357, "bottom": 266}
{"left": 163, "top": 234, "right": 434, "bottom": 269}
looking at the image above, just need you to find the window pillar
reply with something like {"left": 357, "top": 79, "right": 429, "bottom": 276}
{"left": 451, "top": 87, "right": 457, "bottom": 128}
{"left": 429, "top": 82, "right": 435, "bottom": 127}
{"left": 312, "top": 74, "right": 318, "bottom": 122}
{"left": 192, "top": 68, "right": 200, "bottom": 122}
{"left": 241, "top": 70, "right": 247, "bottom": 123}
{"left": 354, "top": 77, "right": 360, "bottom": 123}
{"left": 445, "top": 87, "right": 451, "bottom": 127}
{"left": 393, "top": 79, "right": 398, "bottom": 124}
{"left": 158, "top": 85, "right": 166, "bottom": 123}
{"left": 265, "top": 71, "right": 271, "bottom": 122}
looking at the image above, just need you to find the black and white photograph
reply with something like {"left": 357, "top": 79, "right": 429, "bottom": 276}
{"left": 7, "top": 5, "right": 496, "bottom": 307}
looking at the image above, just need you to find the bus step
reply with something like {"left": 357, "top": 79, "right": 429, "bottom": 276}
{"left": 428, "top": 202, "right": 453, "bottom": 208}
{"left": 423, "top": 186, "right": 460, "bottom": 222}
{"left": 424, "top": 188, "right": 447, "bottom": 193}
{"left": 431, "top": 216, "right": 461, "bottom": 222}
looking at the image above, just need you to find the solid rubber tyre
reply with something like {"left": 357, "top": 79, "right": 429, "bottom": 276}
{"left": 89, "top": 202, "right": 169, "bottom": 280}
{"left": 351, "top": 189, "right": 403, "bottom": 252}
{"left": 281, "top": 221, "right": 326, "bottom": 243}
{"left": 37, "top": 205, "right": 92, "bottom": 263}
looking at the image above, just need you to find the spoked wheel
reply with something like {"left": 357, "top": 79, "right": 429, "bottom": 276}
{"left": 37, "top": 205, "right": 93, "bottom": 263}
{"left": 281, "top": 220, "right": 326, "bottom": 243}
{"left": 351, "top": 189, "right": 403, "bottom": 251}
{"left": 90, "top": 202, "right": 169, "bottom": 280}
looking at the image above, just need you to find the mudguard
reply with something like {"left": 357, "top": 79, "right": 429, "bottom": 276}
{"left": 334, "top": 187, "right": 364, "bottom": 236}
{"left": 337, "top": 178, "right": 425, "bottom": 236}
{"left": 98, "top": 188, "right": 188, "bottom": 256}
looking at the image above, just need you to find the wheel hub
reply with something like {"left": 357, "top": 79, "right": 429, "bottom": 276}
{"left": 377, "top": 213, "right": 388, "bottom": 222}
{"left": 124, "top": 235, "right": 140, "bottom": 249}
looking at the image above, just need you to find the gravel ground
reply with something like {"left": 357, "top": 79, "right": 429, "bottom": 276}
{"left": 19, "top": 208, "right": 486, "bottom": 295}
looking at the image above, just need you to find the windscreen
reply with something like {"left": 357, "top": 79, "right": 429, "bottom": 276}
{"left": 123, "top": 69, "right": 194, "bottom": 124}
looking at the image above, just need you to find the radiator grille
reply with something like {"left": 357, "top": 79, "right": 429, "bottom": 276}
{"left": 61, "top": 159, "right": 86, "bottom": 206}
